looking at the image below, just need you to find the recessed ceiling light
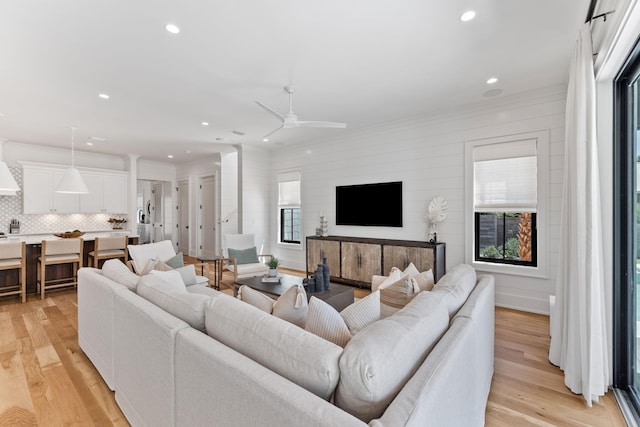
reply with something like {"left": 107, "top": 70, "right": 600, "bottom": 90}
{"left": 86, "top": 142, "right": 94, "bottom": 146}
{"left": 460, "top": 10, "right": 476, "bottom": 22}
{"left": 185, "top": 150, "right": 192, "bottom": 154}
{"left": 262, "top": 138, "right": 269, "bottom": 142}
{"left": 90, "top": 136, "right": 106, "bottom": 142}
{"left": 165, "top": 24, "right": 180, "bottom": 34}
{"left": 167, "top": 154, "right": 174, "bottom": 158}
{"left": 202, "top": 122, "right": 209, "bottom": 126}
{"left": 486, "top": 77, "right": 498, "bottom": 84}
{"left": 98, "top": 93, "right": 110, "bottom": 99}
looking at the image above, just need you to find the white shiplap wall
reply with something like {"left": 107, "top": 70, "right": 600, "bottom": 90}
{"left": 255, "top": 85, "right": 567, "bottom": 314}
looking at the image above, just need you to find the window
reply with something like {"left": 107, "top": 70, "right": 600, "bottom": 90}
{"left": 465, "top": 130, "right": 548, "bottom": 276}
{"left": 277, "top": 171, "right": 301, "bottom": 245}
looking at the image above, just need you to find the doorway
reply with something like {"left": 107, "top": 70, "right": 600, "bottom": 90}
{"left": 200, "top": 175, "right": 217, "bottom": 258}
{"left": 178, "top": 179, "right": 189, "bottom": 255}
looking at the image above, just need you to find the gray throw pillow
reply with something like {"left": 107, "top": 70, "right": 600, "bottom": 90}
{"left": 228, "top": 247, "right": 260, "bottom": 264}
{"left": 166, "top": 252, "right": 184, "bottom": 268}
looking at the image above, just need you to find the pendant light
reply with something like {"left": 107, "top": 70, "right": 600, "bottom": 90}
{"left": 0, "top": 139, "right": 20, "bottom": 196}
{"left": 55, "top": 127, "right": 88, "bottom": 194}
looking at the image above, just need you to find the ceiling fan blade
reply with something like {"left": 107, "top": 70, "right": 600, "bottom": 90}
{"left": 255, "top": 101, "right": 285, "bottom": 121}
{"left": 263, "top": 125, "right": 284, "bottom": 140}
{"left": 293, "top": 121, "right": 347, "bottom": 128}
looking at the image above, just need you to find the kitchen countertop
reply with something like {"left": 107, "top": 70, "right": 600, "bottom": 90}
{"left": 0, "top": 230, "right": 139, "bottom": 244}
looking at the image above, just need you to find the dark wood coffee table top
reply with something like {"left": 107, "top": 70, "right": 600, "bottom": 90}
{"left": 233, "top": 273, "right": 355, "bottom": 312}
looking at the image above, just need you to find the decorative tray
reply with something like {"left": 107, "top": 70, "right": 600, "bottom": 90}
{"left": 54, "top": 231, "right": 85, "bottom": 238}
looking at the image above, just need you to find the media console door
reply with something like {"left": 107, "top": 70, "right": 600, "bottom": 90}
{"left": 340, "top": 241, "right": 382, "bottom": 284}
{"left": 306, "top": 238, "right": 340, "bottom": 280}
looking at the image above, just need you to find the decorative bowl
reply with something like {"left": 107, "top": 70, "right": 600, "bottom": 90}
{"left": 54, "top": 231, "right": 85, "bottom": 238}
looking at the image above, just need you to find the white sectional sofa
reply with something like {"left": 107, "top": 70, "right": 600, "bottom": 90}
{"left": 78, "top": 263, "right": 495, "bottom": 427}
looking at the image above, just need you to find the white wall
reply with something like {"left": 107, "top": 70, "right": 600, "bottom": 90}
{"left": 270, "top": 85, "right": 567, "bottom": 313}
{"left": 240, "top": 144, "right": 271, "bottom": 256}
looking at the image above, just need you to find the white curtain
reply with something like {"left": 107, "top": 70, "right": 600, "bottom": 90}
{"left": 549, "top": 23, "right": 609, "bottom": 406}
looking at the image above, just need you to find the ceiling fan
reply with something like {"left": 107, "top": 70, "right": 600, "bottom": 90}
{"left": 256, "top": 85, "right": 347, "bottom": 140}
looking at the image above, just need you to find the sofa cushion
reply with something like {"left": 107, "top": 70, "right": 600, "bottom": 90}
{"left": 205, "top": 294, "right": 343, "bottom": 400}
{"left": 228, "top": 246, "right": 260, "bottom": 264}
{"left": 237, "top": 285, "right": 276, "bottom": 313}
{"left": 335, "top": 291, "right": 450, "bottom": 422}
{"left": 174, "top": 264, "right": 198, "bottom": 286}
{"left": 431, "top": 264, "right": 477, "bottom": 319}
{"left": 272, "top": 284, "right": 308, "bottom": 328}
{"left": 101, "top": 259, "right": 140, "bottom": 291}
{"left": 137, "top": 274, "right": 212, "bottom": 332}
{"left": 340, "top": 290, "right": 381, "bottom": 335}
{"left": 306, "top": 297, "right": 352, "bottom": 347}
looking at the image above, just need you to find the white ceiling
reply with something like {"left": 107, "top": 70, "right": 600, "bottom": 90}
{"left": 0, "top": 0, "right": 589, "bottom": 163}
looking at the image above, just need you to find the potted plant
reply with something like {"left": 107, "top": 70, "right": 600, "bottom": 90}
{"left": 267, "top": 257, "right": 280, "bottom": 277}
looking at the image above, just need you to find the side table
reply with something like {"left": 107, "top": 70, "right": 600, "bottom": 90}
{"left": 196, "top": 256, "right": 223, "bottom": 290}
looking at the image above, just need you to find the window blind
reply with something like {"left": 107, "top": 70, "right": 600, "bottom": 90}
{"left": 277, "top": 171, "right": 301, "bottom": 206}
{"left": 473, "top": 139, "right": 537, "bottom": 212}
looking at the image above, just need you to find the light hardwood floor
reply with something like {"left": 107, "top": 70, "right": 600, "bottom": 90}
{"left": 0, "top": 268, "right": 627, "bottom": 427}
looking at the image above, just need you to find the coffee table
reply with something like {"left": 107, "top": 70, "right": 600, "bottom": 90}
{"left": 233, "top": 273, "right": 355, "bottom": 312}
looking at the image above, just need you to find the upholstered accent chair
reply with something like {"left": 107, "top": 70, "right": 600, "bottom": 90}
{"left": 222, "top": 234, "right": 271, "bottom": 282}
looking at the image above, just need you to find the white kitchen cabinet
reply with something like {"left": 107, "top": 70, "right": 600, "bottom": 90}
{"left": 23, "top": 167, "right": 79, "bottom": 213}
{"left": 79, "top": 172, "right": 127, "bottom": 213}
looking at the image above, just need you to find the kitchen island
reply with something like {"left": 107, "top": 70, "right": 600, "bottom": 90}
{"left": 0, "top": 231, "right": 139, "bottom": 296}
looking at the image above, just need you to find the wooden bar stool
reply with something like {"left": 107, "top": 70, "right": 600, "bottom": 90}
{"left": 0, "top": 241, "right": 26, "bottom": 303}
{"left": 88, "top": 236, "right": 128, "bottom": 268}
{"left": 38, "top": 238, "right": 83, "bottom": 299}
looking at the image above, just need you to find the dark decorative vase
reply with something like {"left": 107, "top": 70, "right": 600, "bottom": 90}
{"left": 314, "top": 266, "right": 324, "bottom": 292}
{"left": 322, "top": 257, "right": 330, "bottom": 290}
{"left": 307, "top": 277, "right": 316, "bottom": 293}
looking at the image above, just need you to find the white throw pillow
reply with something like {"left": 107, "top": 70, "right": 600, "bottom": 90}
{"left": 340, "top": 291, "right": 381, "bottom": 335}
{"left": 414, "top": 269, "right": 435, "bottom": 291}
{"left": 379, "top": 275, "right": 420, "bottom": 318}
{"left": 148, "top": 269, "right": 187, "bottom": 292}
{"left": 377, "top": 269, "right": 404, "bottom": 290}
{"left": 174, "top": 264, "right": 198, "bottom": 286}
{"left": 101, "top": 259, "right": 140, "bottom": 291}
{"left": 272, "top": 284, "right": 308, "bottom": 328}
{"left": 238, "top": 285, "right": 276, "bottom": 313}
{"left": 138, "top": 258, "right": 159, "bottom": 275}
{"left": 306, "top": 297, "right": 352, "bottom": 347}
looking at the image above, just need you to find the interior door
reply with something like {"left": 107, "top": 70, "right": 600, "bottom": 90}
{"left": 201, "top": 175, "right": 216, "bottom": 258}
{"left": 152, "top": 182, "right": 164, "bottom": 242}
{"left": 178, "top": 180, "right": 189, "bottom": 255}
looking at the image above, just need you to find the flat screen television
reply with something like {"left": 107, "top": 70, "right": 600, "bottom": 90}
{"left": 336, "top": 181, "right": 402, "bottom": 227}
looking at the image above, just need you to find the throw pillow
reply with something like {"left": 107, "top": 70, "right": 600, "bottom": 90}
{"left": 228, "top": 246, "right": 260, "bottom": 265}
{"left": 148, "top": 269, "right": 187, "bottom": 292}
{"left": 380, "top": 275, "right": 420, "bottom": 318}
{"left": 153, "top": 259, "right": 174, "bottom": 272}
{"left": 414, "top": 269, "right": 435, "bottom": 291}
{"left": 306, "top": 297, "right": 352, "bottom": 347}
{"left": 174, "top": 264, "right": 198, "bottom": 286}
{"left": 238, "top": 285, "right": 276, "bottom": 313}
{"left": 138, "top": 258, "right": 159, "bottom": 275}
{"left": 340, "top": 291, "right": 381, "bottom": 335}
{"left": 377, "top": 268, "right": 404, "bottom": 291}
{"left": 165, "top": 252, "right": 184, "bottom": 268}
{"left": 101, "top": 259, "right": 140, "bottom": 291}
{"left": 272, "top": 284, "right": 308, "bottom": 328}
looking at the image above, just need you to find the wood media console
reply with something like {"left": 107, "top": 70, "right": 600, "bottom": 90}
{"left": 306, "top": 235, "right": 446, "bottom": 289}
